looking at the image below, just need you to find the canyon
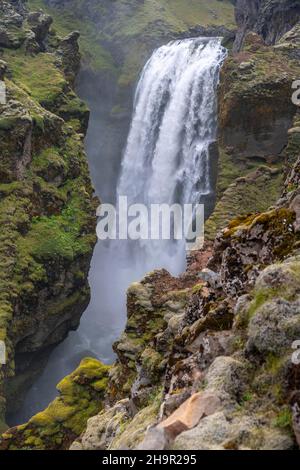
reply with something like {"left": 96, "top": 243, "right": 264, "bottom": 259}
{"left": 0, "top": 0, "right": 300, "bottom": 451}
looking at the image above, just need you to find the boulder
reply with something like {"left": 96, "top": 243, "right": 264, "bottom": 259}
{"left": 172, "top": 411, "right": 293, "bottom": 450}
{"left": 27, "top": 11, "right": 53, "bottom": 47}
{"left": 70, "top": 399, "right": 131, "bottom": 450}
{"left": 158, "top": 391, "right": 222, "bottom": 440}
{"left": 205, "top": 356, "right": 248, "bottom": 398}
{"left": 246, "top": 258, "right": 300, "bottom": 357}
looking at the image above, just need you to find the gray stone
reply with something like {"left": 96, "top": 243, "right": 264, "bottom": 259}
{"left": 205, "top": 356, "right": 248, "bottom": 398}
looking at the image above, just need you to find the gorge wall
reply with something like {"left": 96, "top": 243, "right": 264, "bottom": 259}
{"left": 0, "top": 0, "right": 98, "bottom": 430}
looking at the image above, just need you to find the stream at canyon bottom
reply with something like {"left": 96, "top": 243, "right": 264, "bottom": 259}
{"left": 9, "top": 37, "right": 227, "bottom": 425}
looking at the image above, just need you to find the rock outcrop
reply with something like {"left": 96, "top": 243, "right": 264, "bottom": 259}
{"left": 56, "top": 4, "right": 300, "bottom": 451}
{"left": 0, "top": 0, "right": 97, "bottom": 429}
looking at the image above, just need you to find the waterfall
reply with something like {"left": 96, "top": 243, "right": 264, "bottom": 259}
{"left": 117, "top": 37, "right": 227, "bottom": 273}
{"left": 9, "top": 37, "right": 227, "bottom": 425}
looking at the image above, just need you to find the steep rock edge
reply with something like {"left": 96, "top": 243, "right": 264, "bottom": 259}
{"left": 205, "top": 1, "right": 300, "bottom": 242}
{"left": 0, "top": 358, "right": 110, "bottom": 450}
{"left": 0, "top": 0, "right": 98, "bottom": 430}
{"left": 1, "top": 2, "right": 300, "bottom": 451}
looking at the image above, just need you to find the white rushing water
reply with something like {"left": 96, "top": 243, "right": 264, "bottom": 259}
{"left": 117, "top": 37, "right": 227, "bottom": 273}
{"left": 9, "top": 37, "right": 226, "bottom": 425}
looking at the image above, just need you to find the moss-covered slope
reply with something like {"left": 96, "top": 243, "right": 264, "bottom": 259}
{"left": 31, "top": 0, "right": 235, "bottom": 77}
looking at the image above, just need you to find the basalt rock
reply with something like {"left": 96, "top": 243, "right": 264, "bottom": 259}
{"left": 27, "top": 11, "right": 52, "bottom": 49}
{"left": 0, "top": 1, "right": 25, "bottom": 49}
{"left": 219, "top": 33, "right": 297, "bottom": 162}
{"left": 205, "top": 28, "right": 299, "bottom": 241}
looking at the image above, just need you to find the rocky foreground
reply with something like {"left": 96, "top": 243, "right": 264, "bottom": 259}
{"left": 1, "top": 0, "right": 300, "bottom": 451}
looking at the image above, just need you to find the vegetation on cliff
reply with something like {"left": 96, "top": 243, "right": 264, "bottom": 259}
{"left": 29, "top": 0, "right": 235, "bottom": 79}
{"left": 0, "top": 0, "right": 97, "bottom": 430}
{"left": 205, "top": 30, "right": 299, "bottom": 240}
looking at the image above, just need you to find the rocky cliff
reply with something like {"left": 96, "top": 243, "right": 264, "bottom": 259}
{"left": 1, "top": 0, "right": 300, "bottom": 452}
{"left": 234, "top": 0, "right": 300, "bottom": 50}
{"left": 0, "top": 0, "right": 98, "bottom": 430}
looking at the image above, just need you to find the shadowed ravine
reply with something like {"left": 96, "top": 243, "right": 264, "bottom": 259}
{"left": 7, "top": 38, "right": 226, "bottom": 425}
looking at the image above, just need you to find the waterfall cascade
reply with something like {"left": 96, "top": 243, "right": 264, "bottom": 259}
{"left": 9, "top": 37, "right": 227, "bottom": 425}
{"left": 119, "top": 38, "right": 226, "bottom": 207}
{"left": 117, "top": 37, "right": 227, "bottom": 272}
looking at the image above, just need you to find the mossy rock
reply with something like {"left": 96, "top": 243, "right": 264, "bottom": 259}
{"left": 0, "top": 358, "right": 110, "bottom": 450}
{"left": 205, "top": 163, "right": 284, "bottom": 240}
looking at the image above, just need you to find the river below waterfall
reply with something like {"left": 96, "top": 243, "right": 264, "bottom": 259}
{"left": 8, "top": 37, "right": 226, "bottom": 426}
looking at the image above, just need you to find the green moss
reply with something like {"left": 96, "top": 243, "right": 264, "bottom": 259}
{"left": 0, "top": 358, "right": 110, "bottom": 450}
{"left": 31, "top": 147, "right": 68, "bottom": 177}
{"left": 28, "top": 0, "right": 117, "bottom": 74}
{"left": 243, "top": 265, "right": 300, "bottom": 326}
{"left": 28, "top": 0, "right": 234, "bottom": 81}
{"left": 110, "top": 389, "right": 162, "bottom": 449}
{"left": 3, "top": 49, "right": 66, "bottom": 108}
{"left": 17, "top": 193, "right": 93, "bottom": 262}
{"left": 0, "top": 3, "right": 97, "bottom": 421}
{"left": 206, "top": 163, "right": 284, "bottom": 240}
{"left": 241, "top": 392, "right": 254, "bottom": 403}
{"left": 141, "top": 348, "right": 164, "bottom": 381}
{"left": 0, "top": 116, "right": 20, "bottom": 131}
{"left": 265, "top": 354, "right": 285, "bottom": 376}
{"left": 246, "top": 288, "right": 279, "bottom": 322}
{"left": 0, "top": 182, "right": 22, "bottom": 196}
{"left": 274, "top": 407, "right": 293, "bottom": 430}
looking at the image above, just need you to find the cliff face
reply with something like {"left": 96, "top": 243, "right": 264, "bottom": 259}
{"left": 0, "top": 0, "right": 97, "bottom": 428}
{"left": 205, "top": 30, "right": 299, "bottom": 240}
{"left": 0, "top": 358, "right": 110, "bottom": 450}
{"left": 234, "top": 0, "right": 300, "bottom": 50}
